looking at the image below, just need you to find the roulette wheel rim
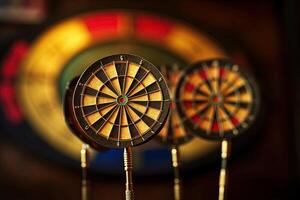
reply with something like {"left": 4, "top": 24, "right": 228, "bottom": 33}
{"left": 71, "top": 54, "right": 171, "bottom": 148}
{"left": 175, "top": 59, "right": 260, "bottom": 140}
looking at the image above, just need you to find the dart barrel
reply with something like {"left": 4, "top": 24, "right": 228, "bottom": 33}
{"left": 124, "top": 147, "right": 134, "bottom": 200}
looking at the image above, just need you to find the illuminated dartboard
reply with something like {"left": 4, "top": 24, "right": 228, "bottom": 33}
{"left": 175, "top": 59, "right": 259, "bottom": 140}
{"left": 158, "top": 65, "right": 193, "bottom": 145}
{"left": 70, "top": 54, "right": 170, "bottom": 148}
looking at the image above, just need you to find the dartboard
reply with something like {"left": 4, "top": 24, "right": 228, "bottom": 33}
{"left": 175, "top": 59, "right": 259, "bottom": 140}
{"left": 158, "top": 65, "right": 193, "bottom": 146}
{"left": 70, "top": 54, "right": 170, "bottom": 148}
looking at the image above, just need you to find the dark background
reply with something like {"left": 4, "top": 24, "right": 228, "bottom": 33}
{"left": 0, "top": 0, "right": 298, "bottom": 199}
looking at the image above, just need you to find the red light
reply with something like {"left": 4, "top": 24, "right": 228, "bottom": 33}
{"left": 82, "top": 13, "right": 120, "bottom": 39}
{"left": 0, "top": 40, "right": 29, "bottom": 124}
{"left": 135, "top": 15, "right": 173, "bottom": 41}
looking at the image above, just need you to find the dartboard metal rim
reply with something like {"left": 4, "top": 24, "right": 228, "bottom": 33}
{"left": 175, "top": 58, "right": 260, "bottom": 140}
{"left": 72, "top": 54, "right": 170, "bottom": 148}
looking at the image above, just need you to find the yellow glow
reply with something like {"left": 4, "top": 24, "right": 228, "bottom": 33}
{"left": 166, "top": 25, "right": 226, "bottom": 62}
{"left": 17, "top": 18, "right": 93, "bottom": 159}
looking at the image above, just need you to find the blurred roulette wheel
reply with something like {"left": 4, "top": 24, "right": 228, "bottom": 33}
{"left": 0, "top": 10, "right": 229, "bottom": 175}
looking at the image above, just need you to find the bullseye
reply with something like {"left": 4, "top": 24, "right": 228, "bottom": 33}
{"left": 117, "top": 95, "right": 128, "bottom": 105}
{"left": 210, "top": 94, "right": 223, "bottom": 105}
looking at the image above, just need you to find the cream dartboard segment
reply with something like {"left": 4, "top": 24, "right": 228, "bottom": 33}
{"left": 175, "top": 59, "right": 260, "bottom": 140}
{"left": 72, "top": 54, "right": 171, "bottom": 148}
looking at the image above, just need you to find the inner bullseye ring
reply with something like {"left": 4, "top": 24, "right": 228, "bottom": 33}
{"left": 117, "top": 95, "right": 128, "bottom": 106}
{"left": 210, "top": 93, "right": 223, "bottom": 106}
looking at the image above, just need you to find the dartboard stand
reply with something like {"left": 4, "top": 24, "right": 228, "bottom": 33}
{"left": 170, "top": 145, "right": 181, "bottom": 200}
{"left": 64, "top": 54, "right": 170, "bottom": 200}
{"left": 80, "top": 143, "right": 90, "bottom": 200}
{"left": 175, "top": 59, "right": 260, "bottom": 200}
{"left": 218, "top": 139, "right": 231, "bottom": 200}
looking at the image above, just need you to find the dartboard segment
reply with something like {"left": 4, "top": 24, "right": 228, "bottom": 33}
{"left": 157, "top": 65, "right": 193, "bottom": 146}
{"left": 175, "top": 59, "right": 259, "bottom": 140}
{"left": 72, "top": 54, "right": 170, "bottom": 148}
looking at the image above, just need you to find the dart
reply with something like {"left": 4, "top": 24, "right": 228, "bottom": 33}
{"left": 64, "top": 54, "right": 171, "bottom": 200}
{"left": 175, "top": 59, "right": 260, "bottom": 200}
{"left": 157, "top": 65, "right": 193, "bottom": 200}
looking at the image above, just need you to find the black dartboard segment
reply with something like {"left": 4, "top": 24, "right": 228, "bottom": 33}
{"left": 175, "top": 59, "right": 260, "bottom": 140}
{"left": 71, "top": 54, "right": 171, "bottom": 148}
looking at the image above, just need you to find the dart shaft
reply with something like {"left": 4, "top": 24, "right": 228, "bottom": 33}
{"left": 171, "top": 146, "right": 182, "bottom": 200}
{"left": 218, "top": 140, "right": 230, "bottom": 200}
{"left": 124, "top": 147, "right": 134, "bottom": 200}
{"left": 81, "top": 144, "right": 90, "bottom": 200}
